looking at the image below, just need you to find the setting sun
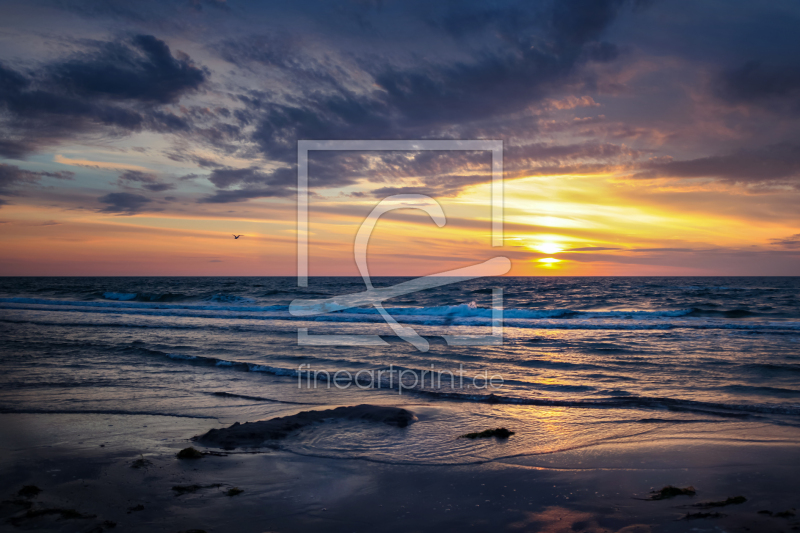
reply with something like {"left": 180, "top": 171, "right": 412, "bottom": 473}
{"left": 534, "top": 243, "right": 565, "bottom": 255}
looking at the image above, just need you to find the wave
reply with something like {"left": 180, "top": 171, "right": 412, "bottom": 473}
{"left": 203, "top": 294, "right": 256, "bottom": 304}
{"left": 102, "top": 292, "right": 254, "bottom": 304}
{"left": 686, "top": 307, "right": 772, "bottom": 318}
{"left": 103, "top": 291, "right": 190, "bottom": 302}
{"left": 148, "top": 350, "right": 800, "bottom": 419}
{"left": 6, "top": 296, "right": 792, "bottom": 319}
{"left": 720, "top": 384, "right": 800, "bottom": 396}
{"left": 208, "top": 391, "right": 317, "bottom": 405}
{"left": 3, "top": 297, "right": 800, "bottom": 332}
{"left": 0, "top": 407, "right": 216, "bottom": 418}
{"left": 321, "top": 302, "right": 698, "bottom": 319}
{"left": 742, "top": 363, "right": 800, "bottom": 374}
{"left": 0, "top": 297, "right": 284, "bottom": 312}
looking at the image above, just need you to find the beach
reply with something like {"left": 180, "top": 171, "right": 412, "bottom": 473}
{"left": 1, "top": 276, "right": 800, "bottom": 531}
{"left": 2, "top": 408, "right": 800, "bottom": 532}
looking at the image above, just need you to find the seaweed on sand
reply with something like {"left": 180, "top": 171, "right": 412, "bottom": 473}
{"left": 17, "top": 485, "right": 41, "bottom": 498}
{"left": 195, "top": 405, "right": 417, "bottom": 449}
{"left": 9, "top": 507, "right": 96, "bottom": 525}
{"left": 459, "top": 428, "right": 515, "bottom": 439}
{"left": 131, "top": 455, "right": 152, "bottom": 469}
{"left": 1, "top": 499, "right": 33, "bottom": 510}
{"left": 647, "top": 485, "right": 696, "bottom": 500}
{"left": 171, "top": 484, "right": 222, "bottom": 496}
{"left": 176, "top": 447, "right": 204, "bottom": 459}
{"left": 682, "top": 511, "right": 724, "bottom": 520}
{"left": 692, "top": 496, "right": 746, "bottom": 508}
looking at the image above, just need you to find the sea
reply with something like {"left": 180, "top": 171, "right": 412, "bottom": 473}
{"left": 1, "top": 276, "right": 799, "bottom": 465}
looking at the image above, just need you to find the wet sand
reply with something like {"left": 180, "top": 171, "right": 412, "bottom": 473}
{"left": 2, "top": 411, "right": 800, "bottom": 532}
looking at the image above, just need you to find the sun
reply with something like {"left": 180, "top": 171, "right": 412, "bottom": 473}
{"left": 534, "top": 242, "right": 564, "bottom": 254}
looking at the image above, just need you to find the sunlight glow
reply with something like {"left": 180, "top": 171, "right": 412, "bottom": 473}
{"left": 537, "top": 258, "right": 562, "bottom": 267}
{"left": 535, "top": 242, "right": 564, "bottom": 254}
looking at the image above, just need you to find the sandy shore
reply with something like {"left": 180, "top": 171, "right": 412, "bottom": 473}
{"left": 2, "top": 410, "right": 799, "bottom": 532}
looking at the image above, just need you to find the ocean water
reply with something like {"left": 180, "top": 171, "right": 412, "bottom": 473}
{"left": 1, "top": 276, "right": 799, "bottom": 465}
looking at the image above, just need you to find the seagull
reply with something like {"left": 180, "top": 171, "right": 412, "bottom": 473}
{"left": 232, "top": 234, "right": 242, "bottom": 239}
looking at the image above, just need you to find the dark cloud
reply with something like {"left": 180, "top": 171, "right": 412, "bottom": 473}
{"left": 198, "top": 166, "right": 296, "bottom": 202}
{"left": 716, "top": 60, "right": 800, "bottom": 112}
{"left": 771, "top": 234, "right": 800, "bottom": 248}
{"left": 188, "top": 0, "right": 229, "bottom": 12}
{"left": 117, "top": 170, "right": 175, "bottom": 192}
{"left": 55, "top": 0, "right": 230, "bottom": 30}
{"left": 50, "top": 35, "right": 206, "bottom": 104}
{"left": 3, "top": 0, "right": 650, "bottom": 210}
{"left": 637, "top": 143, "right": 800, "bottom": 184}
{"left": 97, "top": 192, "right": 152, "bottom": 213}
{"left": 199, "top": 187, "right": 293, "bottom": 203}
{"left": 246, "top": 0, "right": 642, "bottom": 167}
{"left": 0, "top": 35, "right": 207, "bottom": 159}
{"left": 0, "top": 163, "right": 74, "bottom": 198}
{"left": 206, "top": 166, "right": 294, "bottom": 189}
{"left": 370, "top": 185, "right": 440, "bottom": 198}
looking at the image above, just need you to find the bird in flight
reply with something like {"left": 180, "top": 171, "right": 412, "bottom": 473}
{"left": 232, "top": 234, "right": 242, "bottom": 239}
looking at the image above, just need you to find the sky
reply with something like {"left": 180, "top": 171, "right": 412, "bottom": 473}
{"left": 0, "top": 0, "right": 799, "bottom": 276}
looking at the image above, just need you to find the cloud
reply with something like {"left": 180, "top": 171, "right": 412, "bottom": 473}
{"left": 54, "top": 154, "right": 153, "bottom": 172}
{"left": 205, "top": 166, "right": 292, "bottom": 189}
{"left": 198, "top": 188, "right": 292, "bottom": 203}
{"left": 0, "top": 163, "right": 74, "bottom": 198}
{"left": 198, "top": 165, "right": 296, "bottom": 202}
{"left": 716, "top": 60, "right": 800, "bottom": 113}
{"left": 565, "top": 246, "right": 622, "bottom": 251}
{"left": 637, "top": 143, "right": 800, "bottom": 185}
{"left": 630, "top": 247, "right": 697, "bottom": 252}
{"left": 771, "top": 234, "right": 800, "bottom": 248}
{"left": 97, "top": 192, "right": 152, "bottom": 213}
{"left": 117, "top": 170, "right": 175, "bottom": 192}
{"left": 544, "top": 95, "right": 601, "bottom": 110}
{"left": 0, "top": 35, "right": 207, "bottom": 158}
{"left": 245, "top": 0, "right": 642, "bottom": 166}
{"left": 50, "top": 35, "right": 206, "bottom": 103}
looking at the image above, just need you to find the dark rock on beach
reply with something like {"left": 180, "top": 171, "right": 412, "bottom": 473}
{"left": 195, "top": 405, "right": 417, "bottom": 449}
